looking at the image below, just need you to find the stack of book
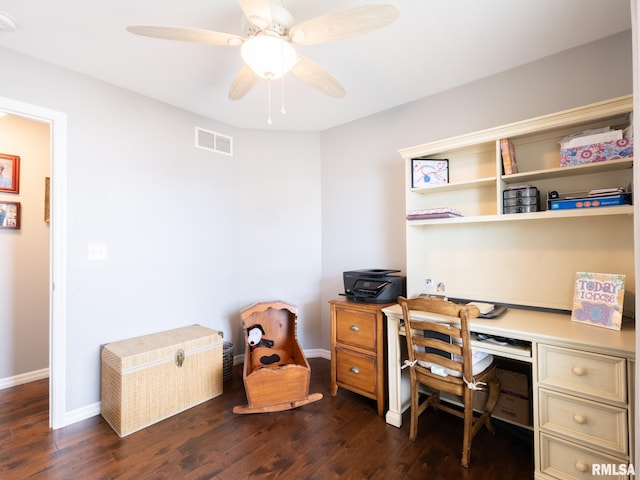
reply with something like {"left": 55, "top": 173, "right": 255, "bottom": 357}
{"left": 406, "top": 207, "right": 463, "bottom": 220}
{"left": 547, "top": 187, "right": 632, "bottom": 210}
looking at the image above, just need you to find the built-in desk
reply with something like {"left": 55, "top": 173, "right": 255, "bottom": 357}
{"left": 383, "top": 303, "right": 636, "bottom": 479}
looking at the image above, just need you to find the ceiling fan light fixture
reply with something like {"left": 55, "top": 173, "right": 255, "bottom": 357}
{"left": 241, "top": 35, "right": 297, "bottom": 79}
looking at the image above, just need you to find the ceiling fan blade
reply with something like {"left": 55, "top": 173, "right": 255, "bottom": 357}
{"left": 289, "top": 4, "right": 399, "bottom": 45}
{"left": 237, "top": 0, "right": 273, "bottom": 29}
{"left": 228, "top": 65, "right": 259, "bottom": 100}
{"left": 291, "top": 56, "right": 345, "bottom": 98}
{"left": 127, "top": 25, "right": 244, "bottom": 46}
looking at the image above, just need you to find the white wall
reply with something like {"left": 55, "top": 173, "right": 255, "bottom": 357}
{"left": 319, "top": 30, "right": 633, "bottom": 350}
{"left": 0, "top": 47, "right": 322, "bottom": 412}
{"left": 0, "top": 114, "right": 50, "bottom": 379}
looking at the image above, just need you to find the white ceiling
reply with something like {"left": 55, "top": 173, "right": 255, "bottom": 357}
{"left": 0, "top": 0, "right": 632, "bottom": 131}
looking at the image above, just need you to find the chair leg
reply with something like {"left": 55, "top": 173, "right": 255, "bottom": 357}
{"left": 409, "top": 384, "right": 419, "bottom": 441}
{"left": 483, "top": 378, "right": 500, "bottom": 433}
{"left": 461, "top": 390, "right": 474, "bottom": 468}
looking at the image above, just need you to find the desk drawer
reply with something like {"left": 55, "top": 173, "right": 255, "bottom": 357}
{"left": 335, "top": 307, "right": 377, "bottom": 351}
{"left": 538, "top": 344, "right": 626, "bottom": 404}
{"left": 539, "top": 388, "right": 628, "bottom": 455}
{"left": 335, "top": 348, "right": 376, "bottom": 396}
{"left": 540, "top": 433, "right": 629, "bottom": 480}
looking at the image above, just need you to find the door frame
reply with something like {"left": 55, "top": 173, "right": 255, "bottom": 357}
{"left": 0, "top": 96, "right": 67, "bottom": 429}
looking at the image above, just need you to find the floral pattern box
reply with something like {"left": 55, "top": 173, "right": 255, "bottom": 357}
{"left": 560, "top": 138, "right": 633, "bottom": 166}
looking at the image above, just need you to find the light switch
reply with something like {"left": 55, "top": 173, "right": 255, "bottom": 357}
{"left": 88, "top": 243, "right": 108, "bottom": 261}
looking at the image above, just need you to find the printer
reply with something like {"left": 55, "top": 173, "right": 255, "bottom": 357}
{"left": 342, "top": 269, "right": 406, "bottom": 304}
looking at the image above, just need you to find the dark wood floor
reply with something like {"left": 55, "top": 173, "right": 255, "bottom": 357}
{"left": 0, "top": 358, "right": 533, "bottom": 479}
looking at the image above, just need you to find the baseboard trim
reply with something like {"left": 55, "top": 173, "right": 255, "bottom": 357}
{"left": 0, "top": 368, "right": 49, "bottom": 390}
{"left": 65, "top": 402, "right": 102, "bottom": 426}
{"left": 4, "top": 349, "right": 332, "bottom": 428}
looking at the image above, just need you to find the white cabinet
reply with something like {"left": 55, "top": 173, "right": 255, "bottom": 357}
{"left": 399, "top": 95, "right": 635, "bottom": 311}
{"left": 537, "top": 344, "right": 632, "bottom": 478}
{"left": 398, "top": 96, "right": 636, "bottom": 479}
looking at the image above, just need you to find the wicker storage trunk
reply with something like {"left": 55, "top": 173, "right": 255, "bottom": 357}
{"left": 101, "top": 324, "right": 223, "bottom": 437}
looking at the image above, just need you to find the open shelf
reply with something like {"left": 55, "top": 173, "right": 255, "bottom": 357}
{"left": 406, "top": 204, "right": 633, "bottom": 226}
{"left": 502, "top": 158, "right": 633, "bottom": 184}
{"left": 411, "top": 176, "right": 496, "bottom": 194}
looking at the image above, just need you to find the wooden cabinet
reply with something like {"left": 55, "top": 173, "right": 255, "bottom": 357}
{"left": 537, "top": 344, "right": 633, "bottom": 479}
{"left": 329, "top": 299, "right": 391, "bottom": 416}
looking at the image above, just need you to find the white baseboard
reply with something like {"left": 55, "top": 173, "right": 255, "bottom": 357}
{"left": 0, "top": 368, "right": 49, "bottom": 390}
{"left": 65, "top": 401, "right": 102, "bottom": 426}
{"left": 3, "top": 349, "right": 333, "bottom": 429}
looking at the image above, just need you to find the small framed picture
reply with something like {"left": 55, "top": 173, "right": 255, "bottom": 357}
{"left": 45, "top": 177, "right": 51, "bottom": 223}
{"left": 0, "top": 201, "right": 20, "bottom": 229}
{"left": 411, "top": 159, "right": 449, "bottom": 188}
{"left": 0, "top": 153, "right": 20, "bottom": 194}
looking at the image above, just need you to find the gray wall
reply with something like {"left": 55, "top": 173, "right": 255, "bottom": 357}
{"left": 319, "top": 30, "right": 633, "bottom": 350}
{"left": 0, "top": 47, "right": 322, "bottom": 412}
{"left": 0, "top": 28, "right": 632, "bottom": 421}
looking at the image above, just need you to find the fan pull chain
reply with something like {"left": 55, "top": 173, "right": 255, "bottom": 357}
{"left": 267, "top": 78, "right": 272, "bottom": 125}
{"left": 281, "top": 76, "right": 286, "bottom": 114}
{"left": 280, "top": 39, "right": 287, "bottom": 115}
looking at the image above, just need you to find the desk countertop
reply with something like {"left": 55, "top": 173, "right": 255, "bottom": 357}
{"left": 382, "top": 303, "right": 636, "bottom": 359}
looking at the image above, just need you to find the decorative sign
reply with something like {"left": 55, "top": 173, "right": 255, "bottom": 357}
{"left": 571, "top": 272, "right": 625, "bottom": 330}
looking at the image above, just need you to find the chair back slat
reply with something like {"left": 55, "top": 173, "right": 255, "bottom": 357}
{"left": 399, "top": 296, "right": 480, "bottom": 383}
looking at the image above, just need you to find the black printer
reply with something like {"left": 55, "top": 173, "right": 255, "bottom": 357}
{"left": 342, "top": 269, "right": 406, "bottom": 304}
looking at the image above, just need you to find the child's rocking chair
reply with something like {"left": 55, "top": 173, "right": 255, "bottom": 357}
{"left": 233, "top": 300, "right": 323, "bottom": 414}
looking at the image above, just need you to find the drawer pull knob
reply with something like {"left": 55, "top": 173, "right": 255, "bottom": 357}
{"left": 571, "top": 366, "right": 586, "bottom": 376}
{"left": 350, "top": 325, "right": 360, "bottom": 332}
{"left": 572, "top": 414, "right": 587, "bottom": 425}
{"left": 574, "top": 462, "right": 588, "bottom": 473}
{"left": 350, "top": 367, "right": 360, "bottom": 374}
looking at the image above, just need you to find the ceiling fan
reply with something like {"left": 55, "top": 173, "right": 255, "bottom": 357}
{"left": 127, "top": 0, "right": 399, "bottom": 101}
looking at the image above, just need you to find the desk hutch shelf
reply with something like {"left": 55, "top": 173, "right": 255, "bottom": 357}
{"left": 397, "top": 95, "right": 635, "bottom": 479}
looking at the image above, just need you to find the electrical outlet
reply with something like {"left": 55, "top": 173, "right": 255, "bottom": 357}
{"left": 88, "top": 243, "right": 108, "bottom": 261}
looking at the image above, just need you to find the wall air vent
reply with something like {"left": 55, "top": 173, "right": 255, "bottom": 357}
{"left": 195, "top": 127, "right": 233, "bottom": 156}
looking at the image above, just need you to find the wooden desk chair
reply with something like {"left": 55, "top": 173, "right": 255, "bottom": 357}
{"left": 398, "top": 296, "right": 501, "bottom": 468}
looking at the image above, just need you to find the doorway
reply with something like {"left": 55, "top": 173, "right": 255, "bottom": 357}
{"left": 0, "top": 96, "right": 67, "bottom": 429}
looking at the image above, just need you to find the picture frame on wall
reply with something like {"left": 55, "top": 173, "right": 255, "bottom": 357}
{"left": 45, "top": 177, "right": 51, "bottom": 223}
{"left": 0, "top": 201, "right": 20, "bottom": 229}
{"left": 0, "top": 153, "right": 20, "bottom": 194}
{"left": 411, "top": 158, "right": 449, "bottom": 188}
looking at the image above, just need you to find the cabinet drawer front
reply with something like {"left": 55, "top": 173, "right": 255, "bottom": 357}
{"left": 539, "top": 388, "right": 628, "bottom": 455}
{"left": 336, "top": 348, "right": 376, "bottom": 395}
{"left": 335, "top": 308, "right": 377, "bottom": 351}
{"left": 538, "top": 344, "right": 626, "bottom": 404}
{"left": 540, "top": 433, "right": 630, "bottom": 480}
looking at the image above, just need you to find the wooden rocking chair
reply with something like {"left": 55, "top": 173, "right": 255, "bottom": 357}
{"left": 233, "top": 300, "right": 323, "bottom": 414}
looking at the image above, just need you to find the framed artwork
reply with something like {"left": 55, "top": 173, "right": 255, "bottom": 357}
{"left": 0, "top": 201, "right": 20, "bottom": 229}
{"left": 411, "top": 158, "right": 449, "bottom": 188}
{"left": 0, "top": 153, "right": 20, "bottom": 193}
{"left": 45, "top": 177, "right": 51, "bottom": 223}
